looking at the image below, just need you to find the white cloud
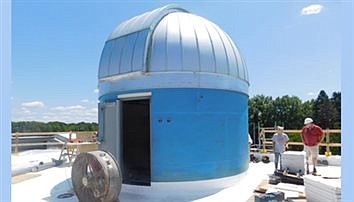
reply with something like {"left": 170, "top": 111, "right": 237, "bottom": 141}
{"left": 307, "top": 92, "right": 315, "bottom": 96}
{"left": 91, "top": 108, "right": 98, "bottom": 113}
{"left": 50, "top": 106, "right": 65, "bottom": 111}
{"left": 21, "top": 108, "right": 32, "bottom": 115}
{"left": 51, "top": 105, "right": 85, "bottom": 111}
{"left": 81, "top": 99, "right": 89, "bottom": 103}
{"left": 93, "top": 89, "right": 99, "bottom": 94}
{"left": 301, "top": 4, "right": 323, "bottom": 16}
{"left": 42, "top": 104, "right": 98, "bottom": 123}
{"left": 21, "top": 101, "right": 44, "bottom": 108}
{"left": 13, "top": 102, "right": 98, "bottom": 123}
{"left": 68, "top": 105, "right": 86, "bottom": 110}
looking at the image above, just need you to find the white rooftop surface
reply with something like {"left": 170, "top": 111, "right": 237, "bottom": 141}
{"left": 11, "top": 149, "right": 62, "bottom": 176}
{"left": 11, "top": 150, "right": 341, "bottom": 202}
{"left": 12, "top": 149, "right": 58, "bottom": 170}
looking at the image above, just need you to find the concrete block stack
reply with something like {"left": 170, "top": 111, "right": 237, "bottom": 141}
{"left": 303, "top": 175, "right": 341, "bottom": 202}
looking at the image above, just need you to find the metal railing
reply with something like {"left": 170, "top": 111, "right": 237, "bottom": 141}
{"left": 11, "top": 131, "right": 98, "bottom": 153}
{"left": 259, "top": 128, "right": 341, "bottom": 156}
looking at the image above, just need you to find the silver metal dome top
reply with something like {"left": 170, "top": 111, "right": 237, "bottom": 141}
{"left": 98, "top": 5, "right": 249, "bottom": 84}
{"left": 107, "top": 4, "right": 188, "bottom": 41}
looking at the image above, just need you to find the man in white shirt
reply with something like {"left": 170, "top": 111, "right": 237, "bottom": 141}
{"left": 272, "top": 126, "right": 289, "bottom": 171}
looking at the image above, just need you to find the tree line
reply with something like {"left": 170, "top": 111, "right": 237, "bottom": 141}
{"left": 249, "top": 90, "right": 341, "bottom": 130}
{"left": 11, "top": 121, "right": 98, "bottom": 133}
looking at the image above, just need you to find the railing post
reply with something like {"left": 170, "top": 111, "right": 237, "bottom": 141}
{"left": 261, "top": 128, "right": 267, "bottom": 153}
{"left": 325, "top": 128, "right": 332, "bottom": 156}
{"left": 15, "top": 133, "right": 19, "bottom": 153}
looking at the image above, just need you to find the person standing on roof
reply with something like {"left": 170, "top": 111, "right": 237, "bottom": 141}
{"left": 301, "top": 118, "right": 324, "bottom": 175}
{"left": 248, "top": 133, "right": 253, "bottom": 147}
{"left": 272, "top": 126, "right": 289, "bottom": 171}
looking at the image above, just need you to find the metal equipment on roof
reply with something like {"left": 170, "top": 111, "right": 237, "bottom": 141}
{"left": 71, "top": 151, "right": 122, "bottom": 202}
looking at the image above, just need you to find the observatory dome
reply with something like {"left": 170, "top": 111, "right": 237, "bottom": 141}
{"left": 98, "top": 5, "right": 250, "bottom": 185}
{"left": 98, "top": 4, "right": 249, "bottom": 95}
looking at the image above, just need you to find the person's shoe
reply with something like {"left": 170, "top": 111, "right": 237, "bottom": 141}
{"left": 306, "top": 164, "right": 310, "bottom": 175}
{"left": 312, "top": 168, "right": 318, "bottom": 176}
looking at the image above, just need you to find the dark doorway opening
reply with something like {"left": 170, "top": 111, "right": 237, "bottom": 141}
{"left": 122, "top": 99, "right": 151, "bottom": 186}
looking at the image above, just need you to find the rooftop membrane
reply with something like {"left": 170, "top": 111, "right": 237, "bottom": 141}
{"left": 11, "top": 149, "right": 341, "bottom": 202}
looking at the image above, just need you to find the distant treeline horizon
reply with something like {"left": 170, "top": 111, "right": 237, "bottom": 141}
{"left": 11, "top": 121, "right": 98, "bottom": 133}
{"left": 249, "top": 90, "right": 341, "bottom": 130}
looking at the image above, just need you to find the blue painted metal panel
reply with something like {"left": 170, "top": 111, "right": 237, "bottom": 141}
{"left": 99, "top": 88, "right": 249, "bottom": 182}
{"left": 150, "top": 88, "right": 248, "bottom": 181}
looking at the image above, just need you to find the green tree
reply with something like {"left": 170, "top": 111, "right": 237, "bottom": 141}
{"left": 248, "top": 95, "right": 274, "bottom": 128}
{"left": 300, "top": 100, "right": 314, "bottom": 118}
{"left": 331, "top": 92, "right": 341, "bottom": 128}
{"left": 273, "top": 96, "right": 303, "bottom": 129}
{"left": 313, "top": 90, "right": 337, "bottom": 128}
{"left": 11, "top": 121, "right": 98, "bottom": 133}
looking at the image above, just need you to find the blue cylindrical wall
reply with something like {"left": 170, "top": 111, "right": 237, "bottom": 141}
{"left": 151, "top": 88, "right": 248, "bottom": 181}
{"left": 99, "top": 88, "right": 248, "bottom": 182}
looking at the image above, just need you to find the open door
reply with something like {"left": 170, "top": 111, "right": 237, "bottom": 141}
{"left": 122, "top": 99, "right": 151, "bottom": 186}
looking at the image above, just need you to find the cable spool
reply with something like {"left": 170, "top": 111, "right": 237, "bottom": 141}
{"left": 72, "top": 150, "right": 122, "bottom": 202}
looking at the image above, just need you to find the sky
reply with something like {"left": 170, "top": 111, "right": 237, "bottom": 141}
{"left": 11, "top": 1, "right": 343, "bottom": 123}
